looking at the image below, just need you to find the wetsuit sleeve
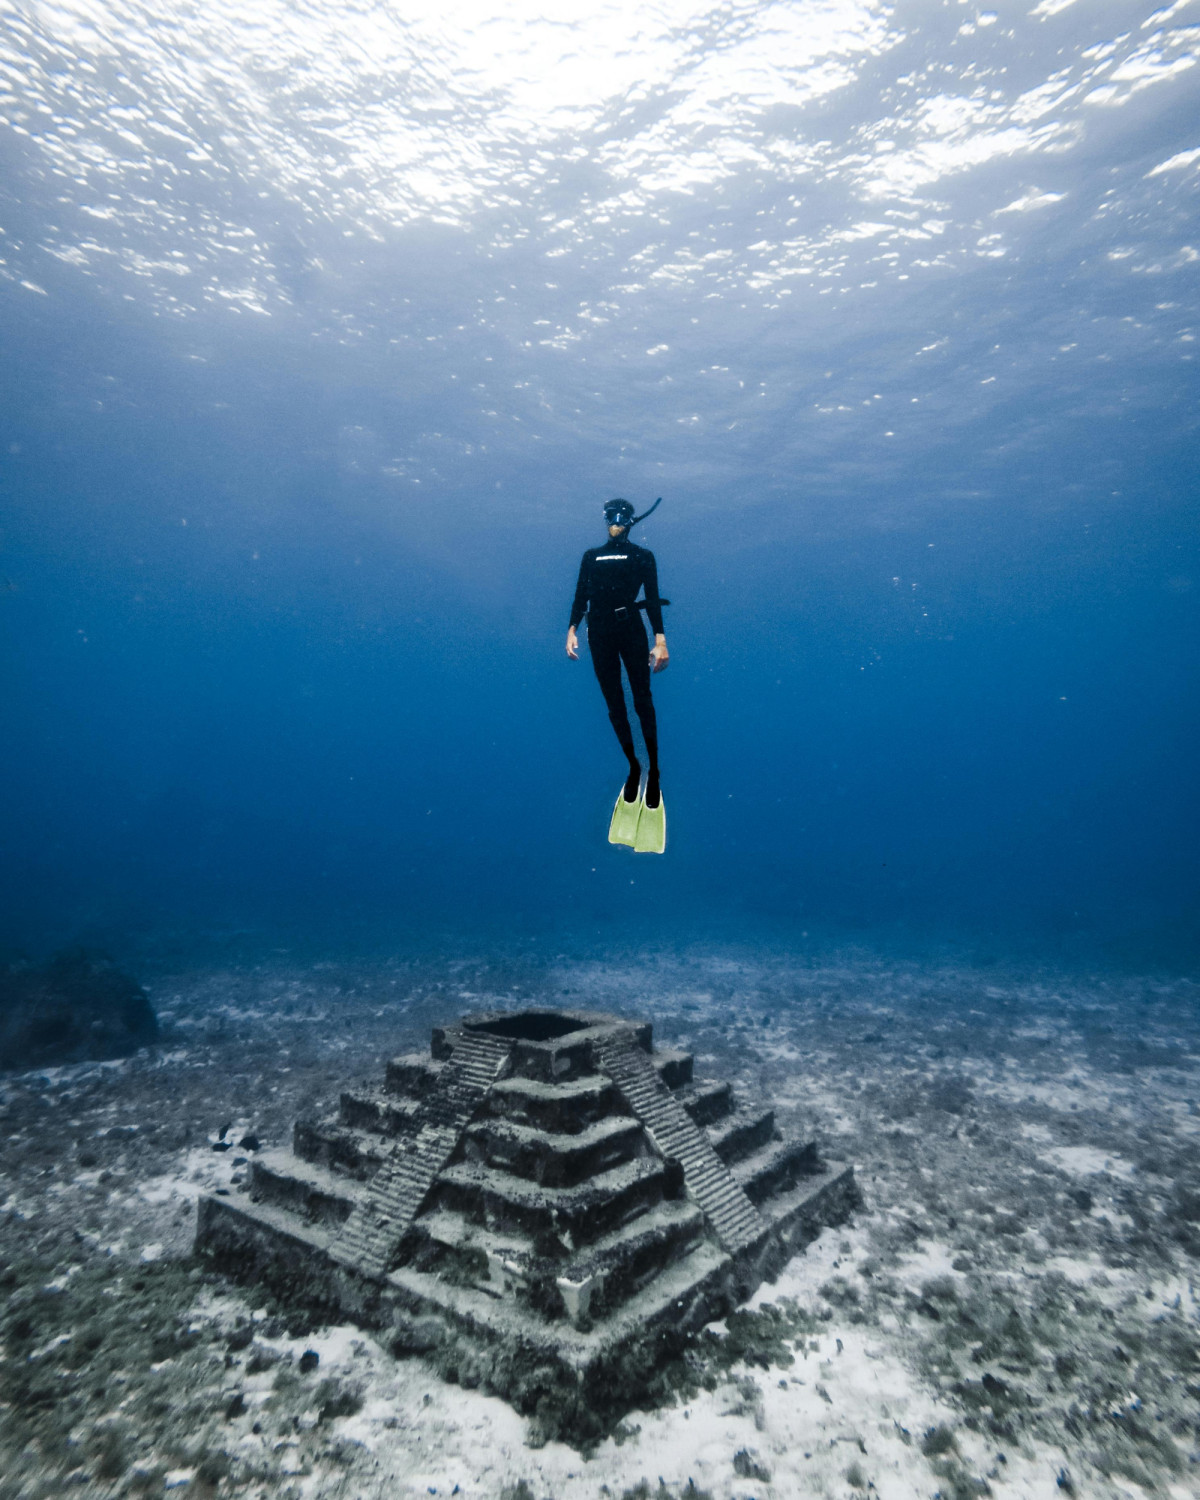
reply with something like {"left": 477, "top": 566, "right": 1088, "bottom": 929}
{"left": 642, "top": 550, "right": 664, "bottom": 635}
{"left": 569, "top": 553, "right": 590, "bottom": 630}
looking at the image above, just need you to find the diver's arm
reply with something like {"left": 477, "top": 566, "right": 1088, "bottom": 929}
{"left": 567, "top": 553, "right": 589, "bottom": 659}
{"left": 641, "top": 552, "right": 665, "bottom": 635}
{"left": 568, "top": 553, "right": 590, "bottom": 630}
{"left": 641, "top": 549, "right": 668, "bottom": 670}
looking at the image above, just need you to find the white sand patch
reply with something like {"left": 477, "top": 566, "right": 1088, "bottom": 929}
{"left": 190, "top": 1287, "right": 264, "bottom": 1327}
{"left": 139, "top": 1241, "right": 164, "bottom": 1262}
{"left": 43, "top": 1264, "right": 82, "bottom": 1291}
{"left": 974, "top": 1072, "right": 1106, "bottom": 1111}
{"left": 15, "top": 1055, "right": 138, "bottom": 1087}
{"left": 1162, "top": 1099, "right": 1200, "bottom": 1138}
{"left": 1044, "top": 1251, "right": 1112, "bottom": 1284}
{"left": 238, "top": 1296, "right": 1080, "bottom": 1500}
{"left": 580, "top": 1363, "right": 954, "bottom": 1500}
{"left": 891, "top": 1241, "right": 965, "bottom": 1292}
{"left": 28, "top": 1332, "right": 72, "bottom": 1361}
{"left": 287, "top": 1324, "right": 368, "bottom": 1367}
{"left": 773, "top": 1218, "right": 966, "bottom": 1303}
{"left": 139, "top": 1135, "right": 252, "bottom": 1204}
{"left": 1040, "top": 1145, "right": 1135, "bottom": 1179}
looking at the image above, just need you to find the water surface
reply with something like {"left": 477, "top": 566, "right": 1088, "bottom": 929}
{"left": 1, "top": 0, "right": 1197, "bottom": 960}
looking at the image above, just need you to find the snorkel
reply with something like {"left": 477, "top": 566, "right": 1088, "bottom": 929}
{"left": 604, "top": 496, "right": 661, "bottom": 536}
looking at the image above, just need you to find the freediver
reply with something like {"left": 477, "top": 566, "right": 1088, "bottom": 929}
{"left": 566, "top": 497, "right": 670, "bottom": 852}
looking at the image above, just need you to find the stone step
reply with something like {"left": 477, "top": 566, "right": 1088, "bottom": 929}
{"left": 200, "top": 1188, "right": 730, "bottom": 1362}
{"left": 333, "top": 1030, "right": 513, "bottom": 1277}
{"left": 439, "top": 1020, "right": 598, "bottom": 1085}
{"left": 250, "top": 1150, "right": 361, "bottom": 1227}
{"left": 383, "top": 1231, "right": 731, "bottom": 1362}
{"left": 731, "top": 1137, "right": 820, "bottom": 1205}
{"left": 433, "top": 1155, "right": 668, "bottom": 1249}
{"left": 384, "top": 1052, "right": 446, "bottom": 1098}
{"left": 674, "top": 1078, "right": 734, "bottom": 1126}
{"left": 414, "top": 1206, "right": 533, "bottom": 1268}
{"left": 484, "top": 1073, "right": 619, "bottom": 1134}
{"left": 653, "top": 1047, "right": 694, "bottom": 1089}
{"left": 389, "top": 1035, "right": 692, "bottom": 1095}
{"left": 755, "top": 1159, "right": 855, "bottom": 1230}
{"left": 560, "top": 1198, "right": 707, "bottom": 1320}
{"left": 582, "top": 1231, "right": 731, "bottom": 1342}
{"left": 593, "top": 1032, "right": 766, "bottom": 1255}
{"left": 708, "top": 1106, "right": 777, "bottom": 1166}
{"left": 404, "top": 1208, "right": 533, "bottom": 1296}
{"left": 410, "top": 1192, "right": 706, "bottom": 1325}
{"left": 294, "top": 1119, "right": 389, "bottom": 1180}
{"left": 339, "top": 1090, "right": 422, "bottom": 1137}
{"left": 462, "top": 1113, "right": 646, "bottom": 1188}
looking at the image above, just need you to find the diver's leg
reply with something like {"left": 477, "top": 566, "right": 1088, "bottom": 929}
{"left": 620, "top": 621, "right": 660, "bottom": 807}
{"left": 589, "top": 626, "right": 641, "bottom": 799}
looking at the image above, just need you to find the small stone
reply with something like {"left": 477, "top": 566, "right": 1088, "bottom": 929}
{"left": 733, "top": 1449, "right": 771, "bottom": 1481}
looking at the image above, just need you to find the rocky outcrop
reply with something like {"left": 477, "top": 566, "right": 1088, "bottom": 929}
{"left": 0, "top": 950, "right": 158, "bottom": 1072}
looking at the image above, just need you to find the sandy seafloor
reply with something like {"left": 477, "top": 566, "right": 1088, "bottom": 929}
{"left": 3, "top": 948, "right": 1200, "bottom": 1500}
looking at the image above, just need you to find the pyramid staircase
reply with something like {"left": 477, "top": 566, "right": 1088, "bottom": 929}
{"left": 197, "top": 1009, "right": 857, "bottom": 1407}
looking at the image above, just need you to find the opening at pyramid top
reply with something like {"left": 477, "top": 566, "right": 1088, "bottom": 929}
{"left": 464, "top": 1011, "right": 591, "bottom": 1042}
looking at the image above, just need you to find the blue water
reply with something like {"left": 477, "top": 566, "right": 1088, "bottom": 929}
{"left": 1, "top": 0, "right": 1197, "bottom": 962}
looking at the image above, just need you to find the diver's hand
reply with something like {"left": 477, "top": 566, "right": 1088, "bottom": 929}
{"left": 650, "top": 635, "right": 669, "bottom": 673}
{"left": 566, "top": 626, "right": 580, "bottom": 660}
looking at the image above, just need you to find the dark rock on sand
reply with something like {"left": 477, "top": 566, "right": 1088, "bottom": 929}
{"left": 0, "top": 949, "right": 158, "bottom": 1071}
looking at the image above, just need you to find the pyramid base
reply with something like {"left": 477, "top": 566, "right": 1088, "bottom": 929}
{"left": 197, "top": 1159, "right": 857, "bottom": 1426}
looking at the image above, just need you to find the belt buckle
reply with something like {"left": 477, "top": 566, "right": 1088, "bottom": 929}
{"left": 614, "top": 605, "right": 629, "bottom": 622}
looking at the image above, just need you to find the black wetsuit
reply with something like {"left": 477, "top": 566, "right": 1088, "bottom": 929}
{"left": 569, "top": 537, "right": 664, "bottom": 792}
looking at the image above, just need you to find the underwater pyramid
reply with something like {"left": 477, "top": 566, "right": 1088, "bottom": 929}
{"left": 196, "top": 1008, "right": 858, "bottom": 1420}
